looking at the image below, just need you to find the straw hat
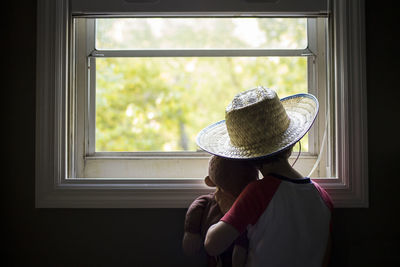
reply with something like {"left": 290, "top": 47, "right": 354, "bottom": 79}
{"left": 196, "top": 86, "right": 318, "bottom": 159}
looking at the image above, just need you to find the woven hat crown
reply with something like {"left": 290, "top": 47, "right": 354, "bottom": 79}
{"left": 225, "top": 87, "right": 290, "bottom": 149}
{"left": 195, "top": 86, "right": 318, "bottom": 159}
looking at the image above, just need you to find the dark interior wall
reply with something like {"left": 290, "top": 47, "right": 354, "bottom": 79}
{"left": 330, "top": 2, "right": 398, "bottom": 265}
{"left": 4, "top": 1, "right": 398, "bottom": 266}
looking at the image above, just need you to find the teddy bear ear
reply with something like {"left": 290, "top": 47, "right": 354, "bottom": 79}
{"left": 204, "top": 176, "right": 216, "bottom": 187}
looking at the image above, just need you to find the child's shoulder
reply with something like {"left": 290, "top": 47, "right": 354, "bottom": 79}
{"left": 251, "top": 175, "right": 283, "bottom": 189}
{"left": 239, "top": 176, "right": 282, "bottom": 200}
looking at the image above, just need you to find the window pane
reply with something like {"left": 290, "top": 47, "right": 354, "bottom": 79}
{"left": 95, "top": 57, "right": 308, "bottom": 152}
{"left": 96, "top": 18, "right": 307, "bottom": 50}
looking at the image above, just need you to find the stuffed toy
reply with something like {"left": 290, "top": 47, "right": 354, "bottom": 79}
{"left": 183, "top": 155, "right": 259, "bottom": 267}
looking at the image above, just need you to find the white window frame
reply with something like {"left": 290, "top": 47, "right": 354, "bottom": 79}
{"left": 74, "top": 16, "right": 324, "bottom": 179}
{"left": 36, "top": 0, "right": 368, "bottom": 208}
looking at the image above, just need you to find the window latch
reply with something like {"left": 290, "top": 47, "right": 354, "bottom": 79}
{"left": 90, "top": 50, "right": 104, "bottom": 57}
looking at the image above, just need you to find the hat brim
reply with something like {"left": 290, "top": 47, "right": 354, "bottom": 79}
{"left": 196, "top": 93, "right": 319, "bottom": 159}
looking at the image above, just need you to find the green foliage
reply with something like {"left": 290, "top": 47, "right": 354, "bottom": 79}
{"left": 94, "top": 18, "right": 309, "bottom": 152}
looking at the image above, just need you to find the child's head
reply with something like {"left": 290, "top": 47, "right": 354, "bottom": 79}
{"left": 196, "top": 86, "right": 318, "bottom": 160}
{"left": 205, "top": 155, "right": 259, "bottom": 197}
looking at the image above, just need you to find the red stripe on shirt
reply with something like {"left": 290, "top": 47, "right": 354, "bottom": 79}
{"left": 312, "top": 181, "right": 334, "bottom": 211}
{"left": 312, "top": 181, "right": 334, "bottom": 232}
{"left": 221, "top": 176, "right": 281, "bottom": 234}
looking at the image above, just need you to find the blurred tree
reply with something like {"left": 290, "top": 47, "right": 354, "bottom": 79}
{"left": 94, "top": 18, "right": 308, "bottom": 152}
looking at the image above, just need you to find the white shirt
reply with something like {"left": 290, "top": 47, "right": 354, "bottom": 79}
{"left": 221, "top": 174, "right": 332, "bottom": 267}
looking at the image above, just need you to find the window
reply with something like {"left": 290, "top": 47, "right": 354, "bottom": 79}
{"left": 73, "top": 16, "right": 327, "bottom": 179}
{"left": 36, "top": 0, "right": 368, "bottom": 208}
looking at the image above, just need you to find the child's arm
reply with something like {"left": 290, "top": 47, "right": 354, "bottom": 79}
{"left": 204, "top": 221, "right": 239, "bottom": 256}
{"left": 205, "top": 180, "right": 269, "bottom": 257}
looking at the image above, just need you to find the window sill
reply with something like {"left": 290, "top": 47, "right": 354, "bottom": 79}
{"left": 36, "top": 174, "right": 364, "bottom": 208}
{"left": 80, "top": 153, "right": 317, "bottom": 178}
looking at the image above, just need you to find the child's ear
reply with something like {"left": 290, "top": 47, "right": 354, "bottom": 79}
{"left": 204, "top": 176, "right": 216, "bottom": 187}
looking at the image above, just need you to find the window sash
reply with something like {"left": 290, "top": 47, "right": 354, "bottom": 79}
{"left": 70, "top": 0, "right": 329, "bottom": 17}
{"left": 79, "top": 17, "right": 320, "bottom": 155}
{"left": 72, "top": 16, "right": 327, "bottom": 178}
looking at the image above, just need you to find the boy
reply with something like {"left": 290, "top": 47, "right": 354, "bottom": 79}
{"left": 196, "top": 86, "right": 333, "bottom": 267}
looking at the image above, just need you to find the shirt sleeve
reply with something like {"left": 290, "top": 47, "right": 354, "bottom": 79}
{"left": 221, "top": 177, "right": 281, "bottom": 234}
{"left": 312, "top": 181, "right": 334, "bottom": 211}
{"left": 312, "top": 181, "right": 334, "bottom": 232}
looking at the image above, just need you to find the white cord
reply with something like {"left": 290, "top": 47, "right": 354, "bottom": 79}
{"left": 291, "top": 141, "right": 301, "bottom": 167}
{"left": 307, "top": 115, "right": 328, "bottom": 177}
